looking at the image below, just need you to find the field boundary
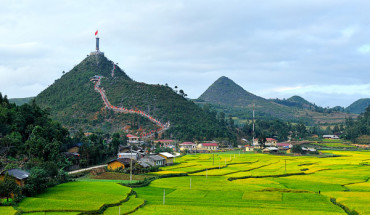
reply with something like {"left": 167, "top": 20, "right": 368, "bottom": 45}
{"left": 228, "top": 172, "right": 306, "bottom": 181}
{"left": 330, "top": 197, "right": 359, "bottom": 215}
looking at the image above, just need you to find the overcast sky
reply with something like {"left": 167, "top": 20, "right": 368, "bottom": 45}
{"left": 0, "top": 0, "right": 369, "bottom": 107}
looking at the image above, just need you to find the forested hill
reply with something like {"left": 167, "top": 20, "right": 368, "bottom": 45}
{"left": 199, "top": 76, "right": 268, "bottom": 106}
{"left": 346, "top": 98, "right": 370, "bottom": 114}
{"left": 270, "top": 96, "right": 316, "bottom": 110}
{"left": 196, "top": 76, "right": 356, "bottom": 124}
{"left": 197, "top": 76, "right": 298, "bottom": 121}
{"left": 9, "top": 97, "right": 34, "bottom": 106}
{"left": 35, "top": 54, "right": 232, "bottom": 141}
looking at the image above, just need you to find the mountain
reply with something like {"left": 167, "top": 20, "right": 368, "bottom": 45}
{"left": 198, "top": 76, "right": 299, "bottom": 121}
{"left": 35, "top": 54, "right": 231, "bottom": 141}
{"left": 9, "top": 97, "right": 35, "bottom": 106}
{"left": 198, "top": 76, "right": 267, "bottom": 106}
{"left": 197, "top": 76, "right": 356, "bottom": 125}
{"left": 270, "top": 95, "right": 316, "bottom": 110}
{"left": 346, "top": 98, "right": 370, "bottom": 114}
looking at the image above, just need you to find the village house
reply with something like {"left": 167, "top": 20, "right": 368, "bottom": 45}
{"left": 276, "top": 143, "right": 293, "bottom": 149}
{"left": 302, "top": 147, "right": 317, "bottom": 153}
{"left": 198, "top": 143, "right": 219, "bottom": 152}
{"left": 127, "top": 134, "right": 140, "bottom": 144}
{"left": 117, "top": 152, "right": 141, "bottom": 160}
{"left": 158, "top": 152, "right": 175, "bottom": 165}
{"left": 0, "top": 169, "right": 30, "bottom": 187}
{"left": 245, "top": 145, "right": 255, "bottom": 152}
{"left": 67, "top": 142, "right": 84, "bottom": 153}
{"left": 265, "top": 138, "right": 277, "bottom": 146}
{"left": 323, "top": 135, "right": 340, "bottom": 139}
{"left": 262, "top": 147, "right": 279, "bottom": 153}
{"left": 62, "top": 152, "right": 81, "bottom": 171}
{"left": 179, "top": 142, "right": 197, "bottom": 152}
{"left": 140, "top": 155, "right": 165, "bottom": 167}
{"left": 156, "top": 139, "right": 175, "bottom": 147}
{"left": 107, "top": 158, "right": 131, "bottom": 170}
{"left": 118, "top": 145, "right": 131, "bottom": 153}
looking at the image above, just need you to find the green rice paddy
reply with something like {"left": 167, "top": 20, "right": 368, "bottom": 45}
{"left": 1, "top": 150, "right": 369, "bottom": 214}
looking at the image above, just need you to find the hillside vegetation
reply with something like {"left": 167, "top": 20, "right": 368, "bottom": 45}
{"left": 35, "top": 54, "right": 232, "bottom": 141}
{"left": 8, "top": 97, "right": 34, "bottom": 106}
{"left": 197, "top": 76, "right": 356, "bottom": 125}
{"left": 345, "top": 98, "right": 370, "bottom": 114}
{"left": 198, "top": 76, "right": 298, "bottom": 121}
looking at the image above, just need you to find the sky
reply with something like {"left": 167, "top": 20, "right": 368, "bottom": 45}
{"left": 0, "top": 0, "right": 369, "bottom": 108}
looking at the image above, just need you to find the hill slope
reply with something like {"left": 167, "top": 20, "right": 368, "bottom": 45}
{"left": 346, "top": 98, "right": 370, "bottom": 114}
{"left": 197, "top": 76, "right": 356, "bottom": 124}
{"left": 9, "top": 97, "right": 35, "bottom": 106}
{"left": 270, "top": 95, "right": 316, "bottom": 110}
{"left": 198, "top": 76, "right": 299, "bottom": 121}
{"left": 35, "top": 54, "right": 230, "bottom": 141}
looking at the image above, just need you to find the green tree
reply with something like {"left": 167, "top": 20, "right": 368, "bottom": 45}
{"left": 258, "top": 134, "right": 266, "bottom": 148}
{"left": 0, "top": 174, "right": 20, "bottom": 202}
{"left": 292, "top": 145, "right": 302, "bottom": 154}
{"left": 23, "top": 167, "right": 49, "bottom": 196}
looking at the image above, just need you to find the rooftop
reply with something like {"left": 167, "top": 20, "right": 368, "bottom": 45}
{"left": 158, "top": 140, "right": 174, "bottom": 143}
{"left": 1, "top": 169, "right": 30, "bottom": 180}
{"left": 159, "top": 152, "right": 175, "bottom": 158}
{"left": 149, "top": 155, "right": 166, "bottom": 161}
{"left": 180, "top": 142, "right": 195, "bottom": 145}
{"left": 201, "top": 143, "right": 218, "bottom": 146}
{"left": 127, "top": 134, "right": 139, "bottom": 138}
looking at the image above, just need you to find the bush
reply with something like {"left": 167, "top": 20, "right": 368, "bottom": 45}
{"left": 292, "top": 145, "right": 303, "bottom": 154}
{"left": 23, "top": 167, "right": 49, "bottom": 196}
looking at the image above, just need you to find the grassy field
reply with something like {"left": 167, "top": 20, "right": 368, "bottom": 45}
{"left": 134, "top": 151, "right": 370, "bottom": 214}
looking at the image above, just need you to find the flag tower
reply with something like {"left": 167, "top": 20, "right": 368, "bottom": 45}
{"left": 95, "top": 30, "right": 99, "bottom": 51}
{"left": 90, "top": 30, "right": 104, "bottom": 56}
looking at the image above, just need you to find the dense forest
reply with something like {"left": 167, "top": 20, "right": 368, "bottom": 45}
{"left": 0, "top": 93, "right": 119, "bottom": 200}
{"left": 343, "top": 105, "right": 370, "bottom": 143}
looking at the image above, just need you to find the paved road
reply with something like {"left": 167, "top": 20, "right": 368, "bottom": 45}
{"left": 68, "top": 164, "right": 107, "bottom": 175}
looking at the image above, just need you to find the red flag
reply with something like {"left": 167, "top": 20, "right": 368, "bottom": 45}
{"left": 95, "top": 30, "right": 98, "bottom": 36}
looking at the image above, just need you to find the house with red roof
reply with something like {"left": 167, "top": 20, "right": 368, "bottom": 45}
{"left": 276, "top": 143, "right": 293, "bottom": 149}
{"left": 127, "top": 134, "right": 139, "bottom": 144}
{"left": 265, "top": 138, "right": 277, "bottom": 146}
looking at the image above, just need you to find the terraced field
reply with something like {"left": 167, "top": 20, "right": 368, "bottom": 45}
{"left": 1, "top": 151, "right": 369, "bottom": 214}
{"left": 0, "top": 181, "right": 144, "bottom": 215}
{"left": 136, "top": 151, "right": 370, "bottom": 214}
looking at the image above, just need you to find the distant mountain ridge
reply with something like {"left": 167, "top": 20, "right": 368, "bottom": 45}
{"left": 198, "top": 76, "right": 300, "bottom": 121}
{"left": 197, "top": 76, "right": 357, "bottom": 124}
{"left": 9, "top": 97, "right": 34, "bottom": 106}
{"left": 270, "top": 96, "right": 316, "bottom": 110}
{"left": 345, "top": 98, "right": 370, "bottom": 114}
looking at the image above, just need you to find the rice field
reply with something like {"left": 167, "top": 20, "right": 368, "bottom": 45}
{"left": 0, "top": 181, "right": 144, "bottom": 215}
{"left": 134, "top": 150, "right": 370, "bottom": 214}
{"left": 0, "top": 206, "right": 17, "bottom": 215}
{"left": 1, "top": 150, "right": 369, "bottom": 214}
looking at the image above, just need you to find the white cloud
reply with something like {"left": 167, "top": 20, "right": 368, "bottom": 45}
{"left": 269, "top": 84, "right": 370, "bottom": 95}
{"left": 0, "top": 0, "right": 370, "bottom": 107}
{"left": 357, "top": 44, "right": 370, "bottom": 54}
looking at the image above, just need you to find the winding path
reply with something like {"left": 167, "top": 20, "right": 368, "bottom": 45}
{"left": 90, "top": 63, "right": 170, "bottom": 138}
